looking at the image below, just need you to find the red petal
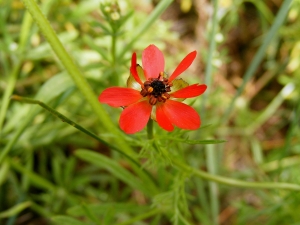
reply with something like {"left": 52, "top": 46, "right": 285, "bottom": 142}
{"left": 156, "top": 104, "right": 174, "bottom": 132}
{"left": 119, "top": 100, "right": 152, "bottom": 134}
{"left": 142, "top": 45, "right": 165, "bottom": 79}
{"left": 130, "top": 53, "right": 143, "bottom": 85}
{"left": 168, "top": 51, "right": 197, "bottom": 82}
{"left": 99, "top": 87, "right": 142, "bottom": 107}
{"left": 163, "top": 100, "right": 200, "bottom": 130}
{"left": 171, "top": 84, "right": 207, "bottom": 98}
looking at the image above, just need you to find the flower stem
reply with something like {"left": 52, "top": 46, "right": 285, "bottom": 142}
{"left": 145, "top": 121, "right": 300, "bottom": 191}
{"left": 147, "top": 119, "right": 154, "bottom": 140}
{"left": 172, "top": 159, "right": 300, "bottom": 191}
{"left": 110, "top": 26, "right": 118, "bottom": 85}
{"left": 201, "top": 0, "right": 218, "bottom": 118}
{"left": 111, "top": 30, "right": 116, "bottom": 66}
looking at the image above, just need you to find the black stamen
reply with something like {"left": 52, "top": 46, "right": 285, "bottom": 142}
{"left": 140, "top": 74, "right": 172, "bottom": 105}
{"left": 150, "top": 80, "right": 166, "bottom": 97}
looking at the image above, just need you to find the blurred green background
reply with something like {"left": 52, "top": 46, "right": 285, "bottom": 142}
{"left": 1, "top": 0, "right": 300, "bottom": 224}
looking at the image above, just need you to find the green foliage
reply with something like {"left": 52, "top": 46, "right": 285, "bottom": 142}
{"left": 1, "top": 0, "right": 300, "bottom": 224}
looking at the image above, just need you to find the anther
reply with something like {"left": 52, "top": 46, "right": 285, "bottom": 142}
{"left": 147, "top": 87, "right": 153, "bottom": 93}
{"left": 140, "top": 89, "right": 148, "bottom": 97}
{"left": 149, "top": 96, "right": 157, "bottom": 105}
{"left": 140, "top": 74, "right": 172, "bottom": 105}
{"left": 162, "top": 93, "right": 170, "bottom": 99}
{"left": 144, "top": 81, "right": 151, "bottom": 86}
{"left": 157, "top": 96, "right": 164, "bottom": 102}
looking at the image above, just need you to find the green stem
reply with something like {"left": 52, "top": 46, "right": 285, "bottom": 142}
{"left": 206, "top": 144, "right": 219, "bottom": 225}
{"left": 145, "top": 118, "right": 300, "bottom": 191}
{"left": 173, "top": 159, "right": 300, "bottom": 191}
{"left": 0, "top": 10, "right": 32, "bottom": 135}
{"left": 0, "top": 62, "right": 22, "bottom": 135}
{"left": 147, "top": 119, "right": 154, "bottom": 140}
{"left": 201, "top": 0, "right": 218, "bottom": 117}
{"left": 111, "top": 31, "right": 116, "bottom": 66}
{"left": 111, "top": 28, "right": 118, "bottom": 85}
{"left": 116, "top": 208, "right": 161, "bottom": 225}
{"left": 21, "top": 0, "right": 134, "bottom": 156}
{"left": 246, "top": 83, "right": 294, "bottom": 134}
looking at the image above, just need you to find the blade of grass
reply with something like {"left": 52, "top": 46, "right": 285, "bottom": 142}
{"left": 221, "top": 0, "right": 293, "bottom": 124}
{"left": 51, "top": 216, "right": 87, "bottom": 225}
{"left": 0, "top": 160, "right": 10, "bottom": 186}
{"left": 9, "top": 158, "right": 80, "bottom": 204}
{"left": 0, "top": 201, "right": 31, "bottom": 219}
{"left": 9, "top": 159, "right": 56, "bottom": 192}
{"left": 201, "top": 0, "right": 218, "bottom": 117}
{"left": 67, "top": 203, "right": 150, "bottom": 216}
{"left": 246, "top": 0, "right": 274, "bottom": 24}
{"left": 0, "top": 11, "right": 32, "bottom": 135}
{"left": 0, "top": 62, "right": 22, "bottom": 135}
{"left": 117, "top": 0, "right": 173, "bottom": 59}
{"left": 116, "top": 208, "right": 161, "bottom": 225}
{"left": 80, "top": 203, "right": 102, "bottom": 225}
{"left": 205, "top": 144, "right": 219, "bottom": 225}
{"left": 246, "top": 83, "right": 294, "bottom": 134}
{"left": 75, "top": 149, "right": 157, "bottom": 196}
{"left": 261, "top": 156, "right": 300, "bottom": 173}
{"left": 250, "top": 138, "right": 264, "bottom": 165}
{"left": 200, "top": 1, "right": 220, "bottom": 222}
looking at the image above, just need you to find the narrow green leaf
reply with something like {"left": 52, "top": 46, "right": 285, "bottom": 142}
{"left": 9, "top": 159, "right": 56, "bottom": 192}
{"left": 166, "top": 138, "right": 226, "bottom": 145}
{"left": 75, "top": 149, "right": 154, "bottom": 196}
{"left": 0, "top": 201, "right": 31, "bottom": 218}
{"left": 91, "top": 21, "right": 112, "bottom": 34}
{"left": 83, "top": 35, "right": 110, "bottom": 61}
{"left": 51, "top": 216, "right": 87, "bottom": 225}
{"left": 25, "top": 31, "right": 79, "bottom": 60}
{"left": 118, "top": 10, "right": 134, "bottom": 27}
{"left": 201, "top": 0, "right": 218, "bottom": 117}
{"left": 116, "top": 208, "right": 160, "bottom": 225}
{"left": 80, "top": 203, "right": 102, "bottom": 225}
{"left": 222, "top": 0, "right": 293, "bottom": 123}
{"left": 118, "top": 0, "right": 173, "bottom": 59}
{"left": 0, "top": 160, "right": 10, "bottom": 186}
{"left": 0, "top": 73, "right": 74, "bottom": 164}
{"left": 68, "top": 203, "right": 149, "bottom": 216}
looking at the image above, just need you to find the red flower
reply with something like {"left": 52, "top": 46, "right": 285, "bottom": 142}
{"left": 99, "top": 44, "right": 207, "bottom": 134}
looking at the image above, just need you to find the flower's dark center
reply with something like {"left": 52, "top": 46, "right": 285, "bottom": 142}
{"left": 140, "top": 73, "right": 172, "bottom": 105}
{"left": 150, "top": 80, "right": 166, "bottom": 97}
